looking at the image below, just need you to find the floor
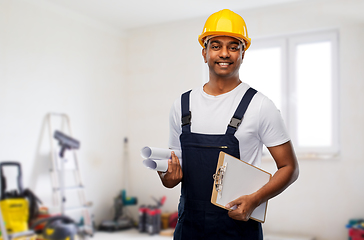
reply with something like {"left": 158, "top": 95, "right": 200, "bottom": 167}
{"left": 92, "top": 228, "right": 174, "bottom": 240}
{"left": 91, "top": 229, "right": 315, "bottom": 240}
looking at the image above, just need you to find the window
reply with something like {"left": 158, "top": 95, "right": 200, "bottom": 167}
{"left": 240, "top": 30, "right": 339, "bottom": 158}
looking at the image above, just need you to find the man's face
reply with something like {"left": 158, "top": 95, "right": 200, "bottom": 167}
{"left": 202, "top": 36, "right": 245, "bottom": 79}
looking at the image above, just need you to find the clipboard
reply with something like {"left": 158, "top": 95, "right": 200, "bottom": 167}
{"left": 211, "top": 152, "right": 272, "bottom": 223}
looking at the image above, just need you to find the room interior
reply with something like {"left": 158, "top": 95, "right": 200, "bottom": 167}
{"left": 0, "top": 0, "right": 363, "bottom": 239}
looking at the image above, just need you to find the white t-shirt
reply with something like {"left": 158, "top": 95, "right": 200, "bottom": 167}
{"left": 169, "top": 82, "right": 290, "bottom": 167}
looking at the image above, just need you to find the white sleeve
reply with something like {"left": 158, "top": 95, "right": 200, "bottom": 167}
{"left": 258, "top": 97, "right": 291, "bottom": 147}
{"left": 168, "top": 98, "right": 182, "bottom": 151}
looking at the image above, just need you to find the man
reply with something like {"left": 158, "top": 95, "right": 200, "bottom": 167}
{"left": 158, "top": 9, "right": 299, "bottom": 239}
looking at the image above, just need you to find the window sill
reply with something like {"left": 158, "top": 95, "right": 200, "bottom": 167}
{"left": 261, "top": 152, "right": 340, "bottom": 161}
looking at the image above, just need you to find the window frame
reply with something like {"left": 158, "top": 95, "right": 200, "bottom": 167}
{"left": 243, "top": 30, "right": 340, "bottom": 159}
{"left": 287, "top": 30, "right": 340, "bottom": 157}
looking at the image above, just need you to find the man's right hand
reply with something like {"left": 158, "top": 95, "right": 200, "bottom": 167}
{"left": 158, "top": 151, "right": 183, "bottom": 188}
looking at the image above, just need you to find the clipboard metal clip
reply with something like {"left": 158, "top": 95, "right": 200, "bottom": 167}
{"left": 213, "top": 162, "right": 227, "bottom": 199}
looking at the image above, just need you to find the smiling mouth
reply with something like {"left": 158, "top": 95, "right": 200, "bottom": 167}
{"left": 217, "top": 62, "right": 232, "bottom": 66}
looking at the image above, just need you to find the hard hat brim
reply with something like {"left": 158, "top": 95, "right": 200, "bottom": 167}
{"left": 198, "top": 32, "right": 251, "bottom": 50}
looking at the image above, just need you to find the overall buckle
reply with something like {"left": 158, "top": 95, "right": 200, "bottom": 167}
{"left": 228, "top": 117, "right": 242, "bottom": 129}
{"left": 182, "top": 111, "right": 191, "bottom": 126}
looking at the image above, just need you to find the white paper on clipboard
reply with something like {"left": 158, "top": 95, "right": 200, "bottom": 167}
{"left": 211, "top": 152, "right": 272, "bottom": 223}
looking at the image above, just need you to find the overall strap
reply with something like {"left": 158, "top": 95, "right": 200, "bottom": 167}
{"left": 181, "top": 90, "right": 192, "bottom": 133}
{"left": 226, "top": 87, "right": 257, "bottom": 135}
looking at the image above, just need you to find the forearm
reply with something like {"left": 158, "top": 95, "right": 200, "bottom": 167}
{"left": 252, "top": 141, "right": 299, "bottom": 205}
{"left": 251, "top": 163, "right": 299, "bottom": 205}
{"left": 226, "top": 161, "right": 298, "bottom": 221}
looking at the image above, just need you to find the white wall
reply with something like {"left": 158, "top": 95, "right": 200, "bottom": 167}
{"left": 0, "top": 0, "right": 127, "bottom": 223}
{"left": 124, "top": 17, "right": 204, "bottom": 219}
{"left": 1, "top": 0, "right": 363, "bottom": 239}
{"left": 126, "top": 1, "right": 364, "bottom": 240}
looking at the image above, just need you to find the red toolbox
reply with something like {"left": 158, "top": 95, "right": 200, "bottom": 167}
{"left": 349, "top": 228, "right": 364, "bottom": 240}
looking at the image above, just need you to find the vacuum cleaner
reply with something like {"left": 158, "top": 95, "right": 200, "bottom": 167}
{"left": 98, "top": 189, "right": 137, "bottom": 231}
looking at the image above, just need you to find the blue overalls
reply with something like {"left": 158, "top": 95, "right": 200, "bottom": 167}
{"left": 174, "top": 87, "right": 263, "bottom": 240}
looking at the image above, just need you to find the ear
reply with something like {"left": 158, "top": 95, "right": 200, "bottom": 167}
{"left": 241, "top": 51, "right": 245, "bottom": 64}
{"left": 202, "top": 48, "right": 207, "bottom": 63}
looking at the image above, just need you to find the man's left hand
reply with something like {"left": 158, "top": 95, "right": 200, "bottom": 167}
{"left": 225, "top": 194, "right": 260, "bottom": 221}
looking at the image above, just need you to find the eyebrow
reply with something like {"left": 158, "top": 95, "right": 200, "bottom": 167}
{"left": 209, "top": 40, "right": 241, "bottom": 45}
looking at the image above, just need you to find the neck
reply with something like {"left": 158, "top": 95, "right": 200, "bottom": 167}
{"left": 204, "top": 76, "right": 242, "bottom": 96}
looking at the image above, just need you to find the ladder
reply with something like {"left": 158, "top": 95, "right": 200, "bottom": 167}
{"left": 46, "top": 113, "right": 93, "bottom": 238}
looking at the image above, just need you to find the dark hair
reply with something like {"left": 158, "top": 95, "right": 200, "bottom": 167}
{"left": 203, "top": 38, "right": 245, "bottom": 51}
{"left": 203, "top": 38, "right": 209, "bottom": 48}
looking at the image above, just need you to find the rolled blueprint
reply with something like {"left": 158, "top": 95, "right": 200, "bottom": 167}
{"left": 143, "top": 159, "right": 168, "bottom": 172}
{"left": 141, "top": 146, "right": 182, "bottom": 160}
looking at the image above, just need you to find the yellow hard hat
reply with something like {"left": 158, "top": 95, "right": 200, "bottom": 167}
{"left": 198, "top": 9, "right": 251, "bottom": 50}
